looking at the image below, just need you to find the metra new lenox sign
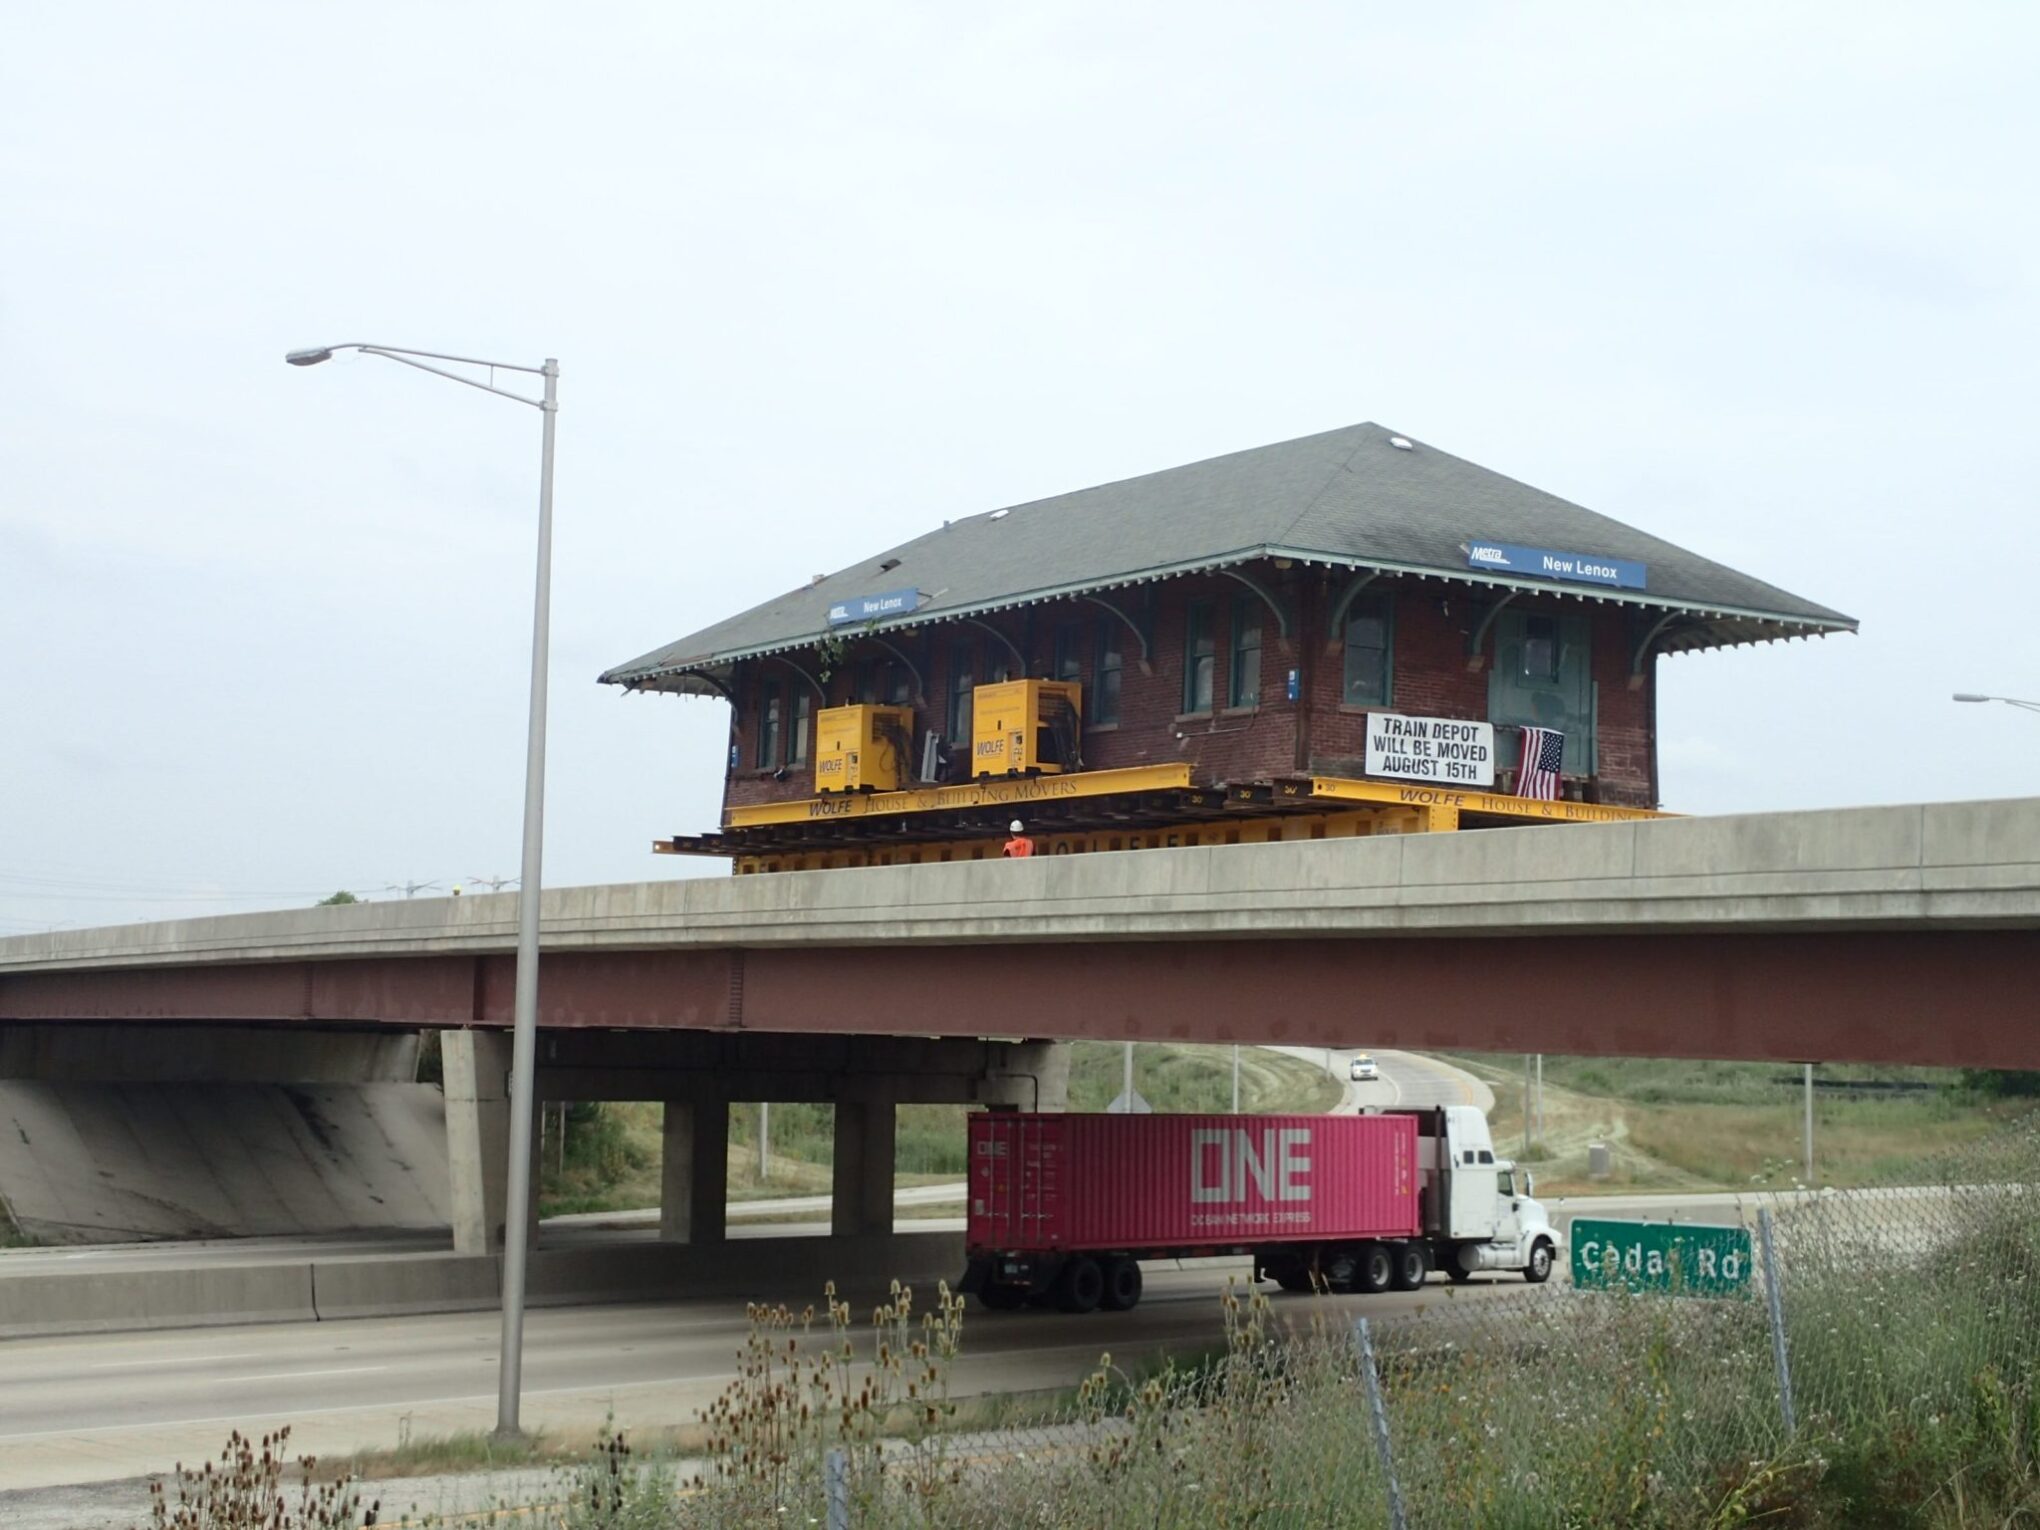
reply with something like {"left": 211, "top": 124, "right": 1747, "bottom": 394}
{"left": 826, "top": 586, "right": 920, "bottom": 626}
{"left": 1363, "top": 712, "right": 1495, "bottom": 787}
{"left": 1467, "top": 539, "right": 1648, "bottom": 590}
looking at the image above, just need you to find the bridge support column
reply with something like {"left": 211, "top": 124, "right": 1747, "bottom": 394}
{"left": 977, "top": 1040, "right": 1070, "bottom": 1112}
{"left": 832, "top": 1098, "right": 896, "bottom": 1237}
{"left": 444, "top": 1029, "right": 512, "bottom": 1256}
{"left": 660, "top": 1100, "right": 728, "bottom": 1245}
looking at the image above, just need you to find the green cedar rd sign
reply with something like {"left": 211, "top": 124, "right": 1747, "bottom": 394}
{"left": 1569, "top": 1219, "right": 1754, "bottom": 1297}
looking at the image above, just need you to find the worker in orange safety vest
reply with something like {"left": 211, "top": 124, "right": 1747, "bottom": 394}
{"left": 1001, "top": 819, "right": 1036, "bottom": 858}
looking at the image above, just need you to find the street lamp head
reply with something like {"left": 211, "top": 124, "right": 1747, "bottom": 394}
{"left": 1952, "top": 693, "right": 1992, "bottom": 703}
{"left": 284, "top": 347, "right": 335, "bottom": 367}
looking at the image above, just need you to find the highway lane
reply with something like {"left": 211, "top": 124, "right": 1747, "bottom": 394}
{"left": 0, "top": 1258, "right": 1536, "bottom": 1492}
{"left": 1264, "top": 1043, "right": 1494, "bottom": 1114}
{"left": 0, "top": 1177, "right": 1829, "bottom": 1492}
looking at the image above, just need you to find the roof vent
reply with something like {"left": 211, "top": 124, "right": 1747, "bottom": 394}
{"left": 989, "top": 508, "right": 1011, "bottom": 521}
{"left": 808, "top": 573, "right": 828, "bottom": 586}
{"left": 879, "top": 558, "right": 901, "bottom": 572}
{"left": 1389, "top": 436, "right": 1414, "bottom": 451}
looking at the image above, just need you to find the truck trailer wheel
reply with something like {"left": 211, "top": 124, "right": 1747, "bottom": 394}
{"left": 1100, "top": 1257, "right": 1143, "bottom": 1312}
{"left": 1390, "top": 1242, "right": 1429, "bottom": 1291}
{"left": 1057, "top": 1256, "right": 1106, "bottom": 1314}
{"left": 1524, "top": 1239, "right": 1555, "bottom": 1284}
{"left": 1357, "top": 1243, "right": 1395, "bottom": 1295}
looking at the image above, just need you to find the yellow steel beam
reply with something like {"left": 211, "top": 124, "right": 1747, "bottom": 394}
{"left": 719, "top": 806, "right": 1428, "bottom": 873}
{"left": 722, "top": 762, "right": 1197, "bottom": 829}
{"left": 1306, "top": 774, "right": 1669, "bottom": 824}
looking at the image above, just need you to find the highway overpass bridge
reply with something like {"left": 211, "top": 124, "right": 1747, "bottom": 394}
{"left": 1, "top": 796, "right": 2034, "bottom": 1258}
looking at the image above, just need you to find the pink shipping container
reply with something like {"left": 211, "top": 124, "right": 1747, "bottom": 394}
{"left": 968, "top": 1111, "right": 1421, "bottom": 1255}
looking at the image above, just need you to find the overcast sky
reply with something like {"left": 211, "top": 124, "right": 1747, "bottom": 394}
{"left": 3, "top": 4, "right": 2034, "bottom": 932}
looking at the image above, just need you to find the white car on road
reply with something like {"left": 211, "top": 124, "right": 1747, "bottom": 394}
{"left": 1348, "top": 1054, "right": 1380, "bottom": 1082}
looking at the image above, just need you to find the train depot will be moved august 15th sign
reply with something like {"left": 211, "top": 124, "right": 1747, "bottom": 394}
{"left": 1363, "top": 712, "right": 1495, "bottom": 787}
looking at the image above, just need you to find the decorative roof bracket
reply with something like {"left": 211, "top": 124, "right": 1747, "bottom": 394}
{"left": 963, "top": 617, "right": 1028, "bottom": 674}
{"left": 867, "top": 635, "right": 928, "bottom": 707}
{"left": 1628, "top": 609, "right": 1681, "bottom": 688}
{"left": 1084, "top": 592, "right": 1155, "bottom": 675}
{"left": 773, "top": 654, "right": 828, "bottom": 700}
{"left": 1219, "top": 566, "right": 1296, "bottom": 643}
{"left": 651, "top": 668, "right": 735, "bottom": 703}
{"left": 1324, "top": 570, "right": 1386, "bottom": 653}
{"left": 1465, "top": 590, "right": 1518, "bottom": 673}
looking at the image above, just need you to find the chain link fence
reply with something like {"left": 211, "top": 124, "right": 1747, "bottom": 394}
{"left": 379, "top": 1112, "right": 2040, "bottom": 1528}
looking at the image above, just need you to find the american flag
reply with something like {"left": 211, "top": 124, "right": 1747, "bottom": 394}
{"left": 1516, "top": 726, "right": 1564, "bottom": 800}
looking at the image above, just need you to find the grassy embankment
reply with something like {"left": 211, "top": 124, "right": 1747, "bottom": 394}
{"left": 1456, "top": 1050, "right": 2031, "bottom": 1195}
{"left": 301, "top": 1113, "right": 2040, "bottom": 1522}
{"left": 538, "top": 1040, "right": 1339, "bottom": 1218}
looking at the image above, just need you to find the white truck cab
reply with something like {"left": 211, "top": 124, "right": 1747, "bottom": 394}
{"left": 1423, "top": 1105, "right": 1560, "bottom": 1283}
{"left": 1256, "top": 1104, "right": 1562, "bottom": 1297}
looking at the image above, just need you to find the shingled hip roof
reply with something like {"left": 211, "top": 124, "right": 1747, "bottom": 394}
{"left": 601, "top": 422, "right": 1854, "bottom": 694}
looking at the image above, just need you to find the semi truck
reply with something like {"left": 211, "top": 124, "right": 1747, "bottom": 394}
{"left": 959, "top": 1106, "right": 1558, "bottom": 1313}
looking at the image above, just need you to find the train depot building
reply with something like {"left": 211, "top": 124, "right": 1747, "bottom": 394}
{"left": 601, "top": 424, "right": 1853, "bottom": 871}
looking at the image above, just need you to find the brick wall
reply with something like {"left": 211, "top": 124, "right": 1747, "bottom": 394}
{"left": 716, "top": 561, "right": 1659, "bottom": 816}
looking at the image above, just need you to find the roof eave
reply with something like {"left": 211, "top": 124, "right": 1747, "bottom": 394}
{"left": 599, "top": 545, "right": 1855, "bottom": 688}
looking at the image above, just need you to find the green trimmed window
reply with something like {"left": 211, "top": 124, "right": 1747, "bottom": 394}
{"left": 947, "top": 644, "right": 975, "bottom": 743}
{"left": 1183, "top": 601, "right": 1215, "bottom": 713}
{"left": 758, "top": 680, "right": 783, "bottom": 767}
{"left": 1091, "top": 625, "right": 1122, "bottom": 725}
{"left": 1230, "top": 596, "right": 1262, "bottom": 708}
{"left": 1053, "top": 622, "right": 1084, "bottom": 683}
{"left": 1343, "top": 596, "right": 1393, "bottom": 707}
{"left": 790, "top": 688, "right": 811, "bottom": 765}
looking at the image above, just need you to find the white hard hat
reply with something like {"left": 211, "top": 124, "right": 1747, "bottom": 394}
{"left": 1009, "top": 819, "right": 1024, "bottom": 833}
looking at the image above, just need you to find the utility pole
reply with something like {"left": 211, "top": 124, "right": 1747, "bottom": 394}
{"left": 758, "top": 1101, "right": 770, "bottom": 1182}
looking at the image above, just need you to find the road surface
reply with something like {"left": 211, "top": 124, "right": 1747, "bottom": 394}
{"left": 0, "top": 1178, "right": 1841, "bottom": 1498}
{"left": 0, "top": 1257, "right": 1533, "bottom": 1496}
{"left": 1262, "top": 1044, "right": 1494, "bottom": 1114}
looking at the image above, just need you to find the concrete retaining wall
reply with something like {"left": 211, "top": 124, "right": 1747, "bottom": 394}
{"left": 0, "top": 1262, "right": 319, "bottom": 1340}
{"left": 0, "top": 1081, "right": 451, "bottom": 1244}
{"left": 0, "top": 1231, "right": 967, "bottom": 1340}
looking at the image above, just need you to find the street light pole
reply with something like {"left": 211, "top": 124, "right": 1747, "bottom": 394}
{"left": 286, "top": 342, "right": 558, "bottom": 1440}
{"left": 1953, "top": 692, "right": 2040, "bottom": 715}
{"left": 496, "top": 355, "right": 557, "bottom": 1438}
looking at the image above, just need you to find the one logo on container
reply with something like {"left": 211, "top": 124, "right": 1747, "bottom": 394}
{"left": 1189, "top": 1127, "right": 1313, "bottom": 1203}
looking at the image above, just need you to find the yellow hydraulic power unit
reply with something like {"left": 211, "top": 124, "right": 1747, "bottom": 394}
{"left": 971, "top": 679, "right": 1083, "bottom": 778}
{"left": 814, "top": 704, "right": 914, "bottom": 793}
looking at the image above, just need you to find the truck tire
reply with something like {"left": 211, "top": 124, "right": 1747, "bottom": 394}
{"left": 1445, "top": 1263, "right": 1474, "bottom": 1285}
{"left": 1390, "top": 1242, "right": 1429, "bottom": 1291}
{"left": 1357, "top": 1243, "right": 1395, "bottom": 1295}
{"left": 1524, "top": 1239, "right": 1555, "bottom": 1284}
{"left": 1101, "top": 1257, "right": 1143, "bottom": 1312}
{"left": 1057, "top": 1256, "right": 1106, "bottom": 1314}
{"left": 1322, "top": 1252, "right": 1359, "bottom": 1294}
{"left": 977, "top": 1283, "right": 1025, "bottom": 1311}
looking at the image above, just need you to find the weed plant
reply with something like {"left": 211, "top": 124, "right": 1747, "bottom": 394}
{"left": 150, "top": 1113, "right": 2040, "bottom": 1527}
{"left": 142, "top": 1428, "right": 377, "bottom": 1529}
